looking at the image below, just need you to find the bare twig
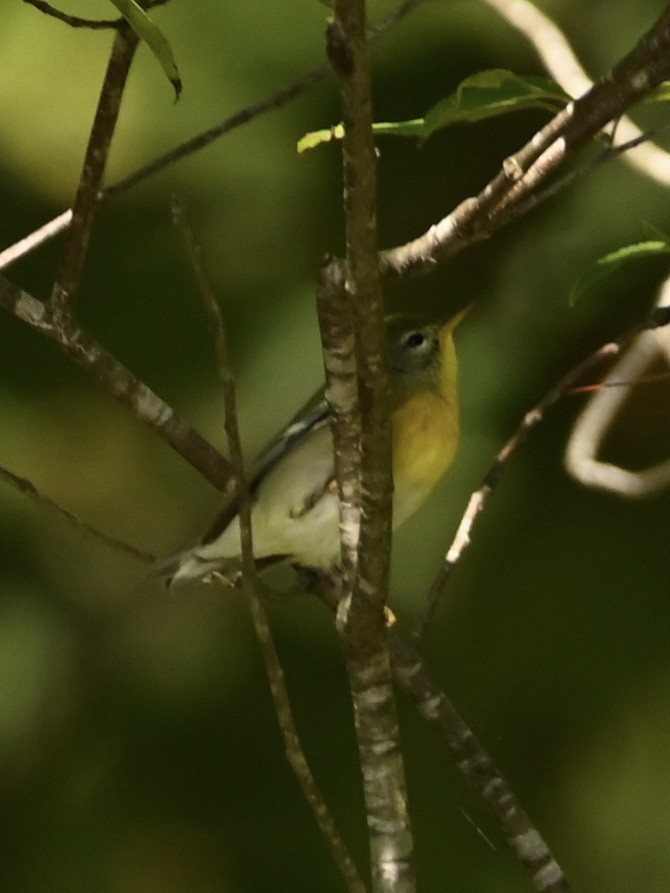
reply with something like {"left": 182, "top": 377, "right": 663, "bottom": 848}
{"left": 171, "top": 198, "right": 254, "bottom": 571}
{"left": 23, "top": 0, "right": 120, "bottom": 28}
{"left": 381, "top": 3, "right": 670, "bottom": 277}
{"left": 413, "top": 305, "right": 670, "bottom": 642}
{"left": 495, "top": 123, "right": 670, "bottom": 226}
{"left": 172, "top": 204, "right": 366, "bottom": 893}
{"left": 0, "top": 211, "right": 74, "bottom": 271}
{"left": 480, "top": 0, "right": 670, "bottom": 186}
{"left": 22, "top": 0, "right": 171, "bottom": 29}
{"left": 0, "top": 463, "right": 155, "bottom": 563}
{"left": 566, "top": 278, "right": 670, "bottom": 496}
{"left": 1, "top": 0, "right": 430, "bottom": 272}
{"left": 52, "top": 22, "right": 139, "bottom": 312}
{"left": 0, "top": 275, "right": 233, "bottom": 489}
{"left": 246, "top": 596, "right": 368, "bottom": 893}
{"left": 324, "top": 1, "right": 415, "bottom": 891}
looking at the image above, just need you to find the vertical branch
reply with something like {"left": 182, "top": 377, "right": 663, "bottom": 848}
{"left": 52, "top": 22, "right": 139, "bottom": 312}
{"left": 316, "top": 259, "right": 361, "bottom": 580}
{"left": 172, "top": 205, "right": 366, "bottom": 893}
{"left": 330, "top": 2, "right": 393, "bottom": 612}
{"left": 323, "top": 2, "right": 415, "bottom": 891}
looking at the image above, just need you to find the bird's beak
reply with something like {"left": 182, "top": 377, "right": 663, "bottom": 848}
{"left": 441, "top": 303, "right": 472, "bottom": 335}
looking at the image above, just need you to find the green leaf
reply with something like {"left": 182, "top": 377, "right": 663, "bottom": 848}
{"left": 419, "top": 69, "right": 570, "bottom": 138}
{"left": 297, "top": 124, "right": 344, "bottom": 154}
{"left": 108, "top": 0, "right": 182, "bottom": 99}
{"left": 298, "top": 69, "right": 569, "bottom": 153}
{"left": 570, "top": 241, "right": 670, "bottom": 305}
{"left": 642, "top": 80, "right": 670, "bottom": 104}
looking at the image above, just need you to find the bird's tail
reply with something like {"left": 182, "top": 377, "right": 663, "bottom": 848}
{"left": 149, "top": 548, "right": 242, "bottom": 592}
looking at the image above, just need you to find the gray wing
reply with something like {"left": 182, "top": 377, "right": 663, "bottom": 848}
{"left": 199, "top": 394, "right": 330, "bottom": 546}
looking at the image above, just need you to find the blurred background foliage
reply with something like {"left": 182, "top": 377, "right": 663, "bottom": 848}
{"left": 1, "top": 0, "right": 670, "bottom": 891}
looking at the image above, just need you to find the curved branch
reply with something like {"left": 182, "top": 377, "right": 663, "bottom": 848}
{"left": 565, "top": 278, "right": 670, "bottom": 495}
{"left": 23, "top": 0, "right": 120, "bottom": 29}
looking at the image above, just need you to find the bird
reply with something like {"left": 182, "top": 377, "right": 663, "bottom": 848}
{"left": 154, "top": 311, "right": 464, "bottom": 591}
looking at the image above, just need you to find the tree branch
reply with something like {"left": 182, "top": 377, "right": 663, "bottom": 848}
{"left": 316, "top": 581, "right": 571, "bottom": 892}
{"left": 413, "top": 305, "right": 670, "bottom": 641}
{"left": 480, "top": 0, "right": 670, "bottom": 186}
{"left": 0, "top": 463, "right": 155, "bottom": 563}
{"left": 23, "top": 0, "right": 120, "bottom": 29}
{"left": 52, "top": 22, "right": 139, "bottom": 312}
{"left": 173, "top": 204, "right": 367, "bottom": 893}
{"left": 0, "top": 274, "right": 233, "bottom": 489}
{"left": 388, "top": 633, "right": 571, "bottom": 893}
{"left": 381, "top": 3, "right": 670, "bottom": 277}
{"left": 323, "top": 1, "right": 415, "bottom": 890}
{"left": 0, "top": 0, "right": 431, "bottom": 272}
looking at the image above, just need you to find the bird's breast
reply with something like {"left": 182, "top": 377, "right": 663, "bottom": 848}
{"left": 391, "top": 390, "right": 459, "bottom": 523}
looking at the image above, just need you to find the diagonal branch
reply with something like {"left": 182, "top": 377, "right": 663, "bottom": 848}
{"left": 381, "top": 3, "right": 670, "bottom": 277}
{"left": 413, "top": 305, "right": 670, "bottom": 642}
{"left": 52, "top": 22, "right": 139, "bottom": 312}
{"left": 316, "top": 581, "right": 572, "bottom": 893}
{"left": 0, "top": 463, "right": 155, "bottom": 563}
{"left": 173, "top": 203, "right": 367, "bottom": 893}
{"left": 0, "top": 0, "right": 431, "bottom": 272}
{"left": 0, "top": 274, "right": 232, "bottom": 489}
{"left": 480, "top": 0, "right": 670, "bottom": 186}
{"left": 388, "top": 633, "right": 570, "bottom": 893}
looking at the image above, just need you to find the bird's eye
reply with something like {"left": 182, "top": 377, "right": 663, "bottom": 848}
{"left": 404, "top": 331, "right": 427, "bottom": 349}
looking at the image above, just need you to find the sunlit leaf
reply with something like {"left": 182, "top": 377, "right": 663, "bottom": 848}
{"left": 108, "top": 0, "right": 182, "bottom": 99}
{"left": 298, "top": 69, "right": 569, "bottom": 153}
{"left": 419, "top": 69, "right": 569, "bottom": 138}
{"left": 642, "top": 80, "right": 670, "bottom": 103}
{"left": 570, "top": 240, "right": 670, "bottom": 305}
{"left": 297, "top": 124, "right": 344, "bottom": 154}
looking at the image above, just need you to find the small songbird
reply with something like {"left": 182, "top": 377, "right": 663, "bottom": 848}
{"left": 155, "top": 312, "right": 464, "bottom": 590}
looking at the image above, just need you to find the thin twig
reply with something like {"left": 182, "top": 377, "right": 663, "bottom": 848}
{"left": 52, "top": 22, "right": 139, "bottom": 312}
{"left": 0, "top": 0, "right": 430, "bottom": 272}
{"left": 23, "top": 0, "right": 120, "bottom": 28}
{"left": 381, "top": 4, "right": 670, "bottom": 277}
{"left": 0, "top": 463, "right": 155, "bottom": 564}
{"left": 22, "top": 0, "right": 171, "bottom": 29}
{"left": 172, "top": 203, "right": 366, "bottom": 893}
{"left": 495, "top": 123, "right": 670, "bottom": 227}
{"left": 480, "top": 0, "right": 670, "bottom": 186}
{"left": 568, "top": 369, "right": 670, "bottom": 394}
{"left": 413, "top": 305, "right": 670, "bottom": 643}
{"left": 0, "top": 274, "right": 233, "bottom": 490}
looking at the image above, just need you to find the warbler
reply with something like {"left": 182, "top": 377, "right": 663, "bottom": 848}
{"left": 156, "top": 312, "right": 464, "bottom": 590}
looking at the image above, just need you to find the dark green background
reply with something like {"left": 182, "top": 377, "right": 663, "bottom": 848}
{"left": 1, "top": 1, "right": 670, "bottom": 891}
